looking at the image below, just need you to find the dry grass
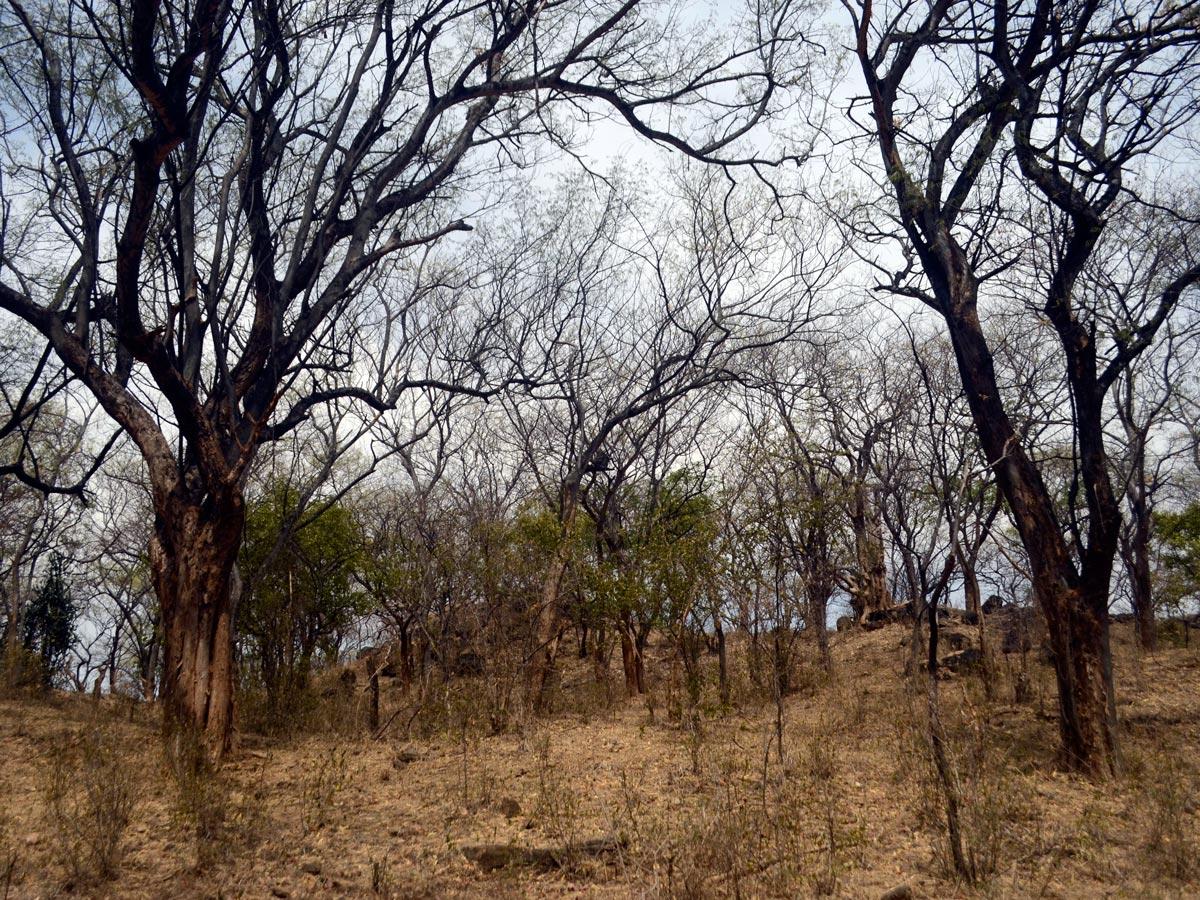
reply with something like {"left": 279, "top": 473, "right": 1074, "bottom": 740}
{"left": 39, "top": 718, "right": 141, "bottom": 885}
{"left": 0, "top": 622, "right": 1197, "bottom": 898}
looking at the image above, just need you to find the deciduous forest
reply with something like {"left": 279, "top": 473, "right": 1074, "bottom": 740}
{"left": 1, "top": 0, "right": 1199, "bottom": 896}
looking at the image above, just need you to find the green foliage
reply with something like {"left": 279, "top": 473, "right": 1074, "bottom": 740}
{"left": 1154, "top": 502, "right": 1200, "bottom": 612}
{"left": 238, "top": 482, "right": 368, "bottom": 721}
{"left": 590, "top": 468, "right": 719, "bottom": 633}
{"left": 22, "top": 554, "right": 77, "bottom": 689}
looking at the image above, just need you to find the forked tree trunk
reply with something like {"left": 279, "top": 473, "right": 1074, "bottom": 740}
{"left": 149, "top": 494, "right": 245, "bottom": 763}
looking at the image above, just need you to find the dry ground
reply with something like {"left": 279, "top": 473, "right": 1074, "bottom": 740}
{"left": 1, "top": 621, "right": 1198, "bottom": 899}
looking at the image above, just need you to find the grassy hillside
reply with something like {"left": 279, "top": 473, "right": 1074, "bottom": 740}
{"left": 1, "top": 620, "right": 1197, "bottom": 898}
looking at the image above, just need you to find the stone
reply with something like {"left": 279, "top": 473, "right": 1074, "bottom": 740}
{"left": 461, "top": 837, "right": 624, "bottom": 872}
{"left": 393, "top": 747, "right": 421, "bottom": 767}
{"left": 940, "top": 631, "right": 971, "bottom": 652}
{"left": 941, "top": 648, "right": 983, "bottom": 672}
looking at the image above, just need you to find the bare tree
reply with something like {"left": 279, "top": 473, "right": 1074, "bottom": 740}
{"left": 841, "top": 0, "right": 1200, "bottom": 774}
{"left": 500, "top": 174, "right": 832, "bottom": 707}
{"left": 0, "top": 0, "right": 814, "bottom": 757}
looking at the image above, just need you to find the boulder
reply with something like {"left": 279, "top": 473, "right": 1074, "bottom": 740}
{"left": 941, "top": 647, "right": 984, "bottom": 672}
{"left": 940, "top": 631, "right": 971, "bottom": 653}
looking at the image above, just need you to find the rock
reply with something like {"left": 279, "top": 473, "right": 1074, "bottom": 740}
{"left": 940, "top": 631, "right": 971, "bottom": 652}
{"left": 941, "top": 648, "right": 984, "bottom": 672}
{"left": 880, "top": 884, "right": 913, "bottom": 900}
{"left": 496, "top": 797, "right": 521, "bottom": 819}
{"left": 301, "top": 861, "right": 322, "bottom": 875}
{"left": 393, "top": 747, "right": 421, "bottom": 767}
{"left": 865, "top": 601, "right": 949, "bottom": 630}
{"left": 461, "top": 837, "right": 625, "bottom": 872}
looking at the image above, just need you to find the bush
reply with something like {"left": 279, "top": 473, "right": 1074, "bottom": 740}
{"left": 40, "top": 723, "right": 140, "bottom": 883}
{"left": 165, "top": 726, "right": 264, "bottom": 869}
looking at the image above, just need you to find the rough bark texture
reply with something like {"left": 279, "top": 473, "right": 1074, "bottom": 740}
{"left": 150, "top": 494, "right": 244, "bottom": 761}
{"left": 944, "top": 299, "right": 1118, "bottom": 775}
{"left": 849, "top": 484, "right": 890, "bottom": 621}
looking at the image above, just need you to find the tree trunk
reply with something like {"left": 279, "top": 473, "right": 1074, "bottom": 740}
{"left": 1121, "top": 491, "right": 1156, "bottom": 652}
{"left": 849, "top": 485, "right": 889, "bottom": 620}
{"left": 620, "top": 617, "right": 640, "bottom": 697}
{"left": 714, "top": 614, "right": 729, "bottom": 705}
{"left": 807, "top": 583, "right": 832, "bottom": 671}
{"left": 528, "top": 545, "right": 570, "bottom": 711}
{"left": 398, "top": 622, "right": 414, "bottom": 689}
{"left": 956, "top": 546, "right": 993, "bottom": 698}
{"left": 528, "top": 485, "right": 579, "bottom": 711}
{"left": 961, "top": 558, "right": 981, "bottom": 618}
{"left": 944, "top": 297, "right": 1118, "bottom": 775}
{"left": 149, "top": 494, "right": 244, "bottom": 763}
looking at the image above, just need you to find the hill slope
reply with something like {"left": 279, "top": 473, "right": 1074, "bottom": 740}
{"left": 1, "top": 621, "right": 1197, "bottom": 898}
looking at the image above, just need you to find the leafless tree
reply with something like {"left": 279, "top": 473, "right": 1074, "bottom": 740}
{"left": 841, "top": 0, "right": 1200, "bottom": 774}
{"left": 0, "top": 0, "right": 816, "bottom": 758}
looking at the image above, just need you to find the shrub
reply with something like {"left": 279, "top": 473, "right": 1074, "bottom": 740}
{"left": 41, "top": 723, "right": 140, "bottom": 883}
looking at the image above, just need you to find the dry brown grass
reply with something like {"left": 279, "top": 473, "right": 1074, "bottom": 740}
{"left": 39, "top": 718, "right": 141, "bottom": 885}
{"left": 0, "top": 621, "right": 1197, "bottom": 898}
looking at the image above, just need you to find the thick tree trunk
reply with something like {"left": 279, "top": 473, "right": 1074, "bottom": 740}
{"left": 849, "top": 485, "right": 889, "bottom": 620}
{"left": 944, "top": 297, "right": 1118, "bottom": 775}
{"left": 150, "top": 494, "right": 244, "bottom": 763}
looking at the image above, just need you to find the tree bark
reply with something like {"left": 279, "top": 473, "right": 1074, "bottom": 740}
{"left": 1120, "top": 483, "right": 1157, "bottom": 652}
{"left": 849, "top": 484, "right": 889, "bottom": 620}
{"left": 714, "top": 614, "right": 729, "bottom": 705}
{"left": 620, "top": 616, "right": 640, "bottom": 697}
{"left": 149, "top": 493, "right": 244, "bottom": 762}
{"left": 528, "top": 542, "right": 570, "bottom": 711}
{"left": 528, "top": 484, "right": 580, "bottom": 711}
{"left": 944, "top": 299, "right": 1118, "bottom": 775}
